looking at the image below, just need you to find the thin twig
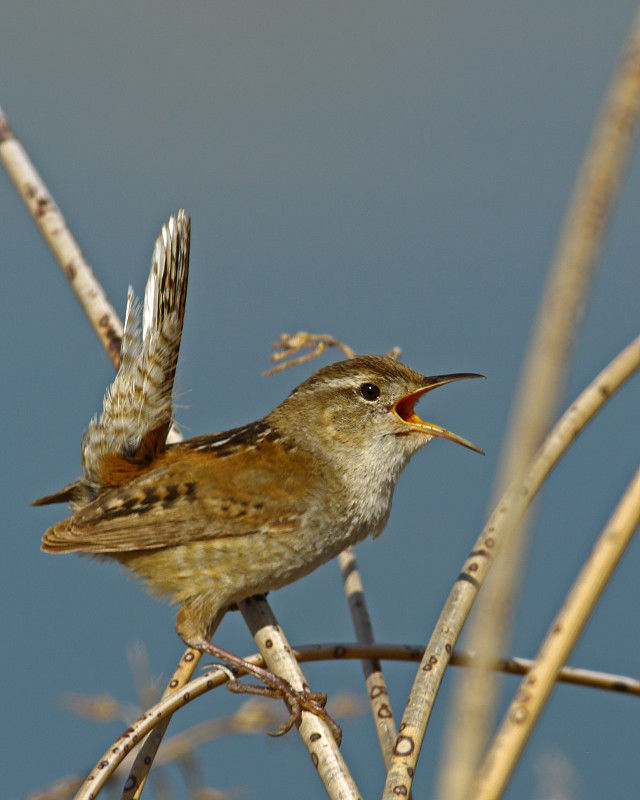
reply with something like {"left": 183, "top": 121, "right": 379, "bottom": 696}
{"left": 338, "top": 547, "right": 400, "bottom": 771}
{"left": 381, "top": 331, "right": 640, "bottom": 799}
{"left": 263, "top": 331, "right": 356, "bottom": 376}
{"left": 434, "top": 8, "right": 640, "bottom": 798}
{"left": 293, "top": 643, "right": 640, "bottom": 696}
{"left": 31, "top": 700, "right": 279, "bottom": 800}
{"left": 239, "top": 596, "right": 362, "bottom": 800}
{"left": 126, "top": 643, "right": 161, "bottom": 715}
{"left": 121, "top": 646, "right": 203, "bottom": 800}
{"left": 72, "top": 663, "right": 240, "bottom": 800}
{"left": 473, "top": 461, "right": 640, "bottom": 800}
{"left": 0, "top": 104, "right": 123, "bottom": 368}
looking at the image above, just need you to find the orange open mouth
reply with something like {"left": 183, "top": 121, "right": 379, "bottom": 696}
{"left": 393, "top": 373, "right": 484, "bottom": 454}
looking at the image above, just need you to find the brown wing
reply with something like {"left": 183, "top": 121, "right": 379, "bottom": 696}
{"left": 81, "top": 211, "right": 190, "bottom": 485}
{"left": 41, "top": 436, "right": 319, "bottom": 554}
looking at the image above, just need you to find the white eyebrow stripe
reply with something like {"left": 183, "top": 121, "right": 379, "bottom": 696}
{"left": 298, "top": 374, "right": 373, "bottom": 392}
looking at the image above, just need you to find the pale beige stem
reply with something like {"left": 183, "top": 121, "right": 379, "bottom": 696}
{"left": 381, "top": 332, "right": 640, "bottom": 799}
{"left": 0, "top": 104, "right": 123, "bottom": 368}
{"left": 29, "top": 700, "right": 284, "bottom": 800}
{"left": 121, "top": 646, "right": 203, "bottom": 800}
{"left": 292, "top": 643, "right": 640, "bottom": 696}
{"left": 473, "top": 461, "right": 640, "bottom": 800}
{"left": 434, "top": 8, "right": 640, "bottom": 799}
{"left": 239, "top": 596, "right": 362, "bottom": 800}
{"left": 339, "top": 547, "right": 399, "bottom": 770}
{"left": 73, "top": 663, "right": 241, "bottom": 800}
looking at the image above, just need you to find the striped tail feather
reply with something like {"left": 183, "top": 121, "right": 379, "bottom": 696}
{"left": 33, "top": 210, "right": 191, "bottom": 510}
{"left": 81, "top": 210, "right": 190, "bottom": 490}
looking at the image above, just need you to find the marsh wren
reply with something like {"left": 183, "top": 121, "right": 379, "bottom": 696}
{"left": 35, "top": 210, "right": 484, "bottom": 737}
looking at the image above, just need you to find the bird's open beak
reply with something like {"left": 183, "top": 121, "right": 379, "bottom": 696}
{"left": 393, "top": 373, "right": 485, "bottom": 454}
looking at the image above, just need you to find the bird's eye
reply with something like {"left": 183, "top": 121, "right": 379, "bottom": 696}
{"left": 359, "top": 382, "right": 381, "bottom": 401}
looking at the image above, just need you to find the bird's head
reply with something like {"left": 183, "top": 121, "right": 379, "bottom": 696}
{"left": 272, "top": 355, "right": 484, "bottom": 476}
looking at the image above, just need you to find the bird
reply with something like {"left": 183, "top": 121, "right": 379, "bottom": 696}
{"left": 34, "top": 210, "right": 484, "bottom": 738}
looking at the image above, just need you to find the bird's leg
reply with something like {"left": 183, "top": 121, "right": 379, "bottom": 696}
{"left": 187, "top": 636, "right": 342, "bottom": 742}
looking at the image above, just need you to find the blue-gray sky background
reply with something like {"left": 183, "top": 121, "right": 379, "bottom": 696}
{"left": 2, "top": 3, "right": 639, "bottom": 798}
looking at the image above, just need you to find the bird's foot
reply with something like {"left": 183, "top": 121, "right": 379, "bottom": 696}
{"left": 191, "top": 637, "right": 342, "bottom": 743}
{"left": 226, "top": 671, "right": 341, "bottom": 743}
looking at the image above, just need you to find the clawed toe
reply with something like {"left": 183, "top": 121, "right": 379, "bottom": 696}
{"left": 225, "top": 673, "right": 341, "bottom": 743}
{"left": 189, "top": 637, "right": 342, "bottom": 743}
